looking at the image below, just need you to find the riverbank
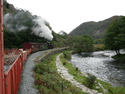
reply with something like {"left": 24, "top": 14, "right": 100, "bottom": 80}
{"left": 33, "top": 53, "right": 86, "bottom": 94}
{"left": 70, "top": 50, "right": 125, "bottom": 94}
{"left": 71, "top": 44, "right": 104, "bottom": 54}
{"left": 33, "top": 50, "right": 125, "bottom": 94}
{"left": 60, "top": 51, "right": 106, "bottom": 94}
{"left": 112, "top": 54, "right": 125, "bottom": 62}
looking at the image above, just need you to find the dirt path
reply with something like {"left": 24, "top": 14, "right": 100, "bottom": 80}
{"left": 55, "top": 53, "right": 103, "bottom": 94}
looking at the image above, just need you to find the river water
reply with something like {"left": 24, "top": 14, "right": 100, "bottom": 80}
{"left": 70, "top": 50, "right": 125, "bottom": 87}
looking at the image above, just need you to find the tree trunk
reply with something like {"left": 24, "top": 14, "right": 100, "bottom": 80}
{"left": 118, "top": 50, "right": 121, "bottom": 55}
{"left": 115, "top": 50, "right": 120, "bottom": 55}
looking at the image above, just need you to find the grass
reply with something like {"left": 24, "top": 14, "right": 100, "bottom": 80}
{"left": 93, "top": 44, "right": 104, "bottom": 51}
{"left": 61, "top": 50, "right": 125, "bottom": 94}
{"left": 60, "top": 52, "right": 104, "bottom": 93}
{"left": 97, "top": 79, "right": 125, "bottom": 94}
{"left": 33, "top": 52, "right": 86, "bottom": 94}
{"left": 112, "top": 54, "right": 125, "bottom": 62}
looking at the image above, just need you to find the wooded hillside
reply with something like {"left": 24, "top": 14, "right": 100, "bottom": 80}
{"left": 69, "top": 16, "right": 122, "bottom": 39}
{"left": 3, "top": 1, "right": 71, "bottom": 48}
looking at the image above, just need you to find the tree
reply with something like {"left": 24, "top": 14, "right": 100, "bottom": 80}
{"left": 82, "top": 35, "right": 93, "bottom": 51}
{"left": 104, "top": 16, "right": 125, "bottom": 54}
{"left": 71, "top": 35, "right": 93, "bottom": 54}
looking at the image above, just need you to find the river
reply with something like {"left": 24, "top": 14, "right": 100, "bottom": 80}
{"left": 70, "top": 49, "right": 125, "bottom": 87}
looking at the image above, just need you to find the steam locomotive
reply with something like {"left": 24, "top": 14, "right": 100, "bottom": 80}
{"left": 23, "top": 42, "right": 53, "bottom": 52}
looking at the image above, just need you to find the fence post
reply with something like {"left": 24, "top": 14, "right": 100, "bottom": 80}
{"left": 0, "top": 0, "right": 5, "bottom": 94}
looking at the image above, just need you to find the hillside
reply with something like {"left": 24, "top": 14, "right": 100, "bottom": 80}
{"left": 69, "top": 16, "right": 122, "bottom": 39}
{"left": 3, "top": 1, "right": 71, "bottom": 48}
{"left": 3, "top": 1, "right": 16, "bottom": 14}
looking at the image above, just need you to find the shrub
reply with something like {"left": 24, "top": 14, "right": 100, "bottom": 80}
{"left": 63, "top": 51, "right": 71, "bottom": 60}
{"left": 63, "top": 62, "right": 67, "bottom": 65}
{"left": 34, "top": 55, "right": 85, "bottom": 94}
{"left": 76, "top": 67, "right": 78, "bottom": 71}
{"left": 83, "top": 74, "right": 96, "bottom": 89}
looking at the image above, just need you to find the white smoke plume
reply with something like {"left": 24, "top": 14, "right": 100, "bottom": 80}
{"left": 3, "top": 13, "right": 28, "bottom": 31}
{"left": 3, "top": 10, "right": 53, "bottom": 41}
{"left": 32, "top": 16, "right": 53, "bottom": 41}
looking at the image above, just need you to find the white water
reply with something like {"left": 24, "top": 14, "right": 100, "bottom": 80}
{"left": 71, "top": 50, "right": 125, "bottom": 87}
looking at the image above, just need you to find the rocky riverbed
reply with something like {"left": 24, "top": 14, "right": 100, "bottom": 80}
{"left": 70, "top": 50, "right": 125, "bottom": 87}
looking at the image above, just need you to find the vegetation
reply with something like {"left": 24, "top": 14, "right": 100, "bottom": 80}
{"left": 97, "top": 79, "right": 125, "bottom": 94}
{"left": 61, "top": 51, "right": 125, "bottom": 94}
{"left": 63, "top": 51, "right": 71, "bottom": 60}
{"left": 93, "top": 44, "right": 104, "bottom": 51}
{"left": 52, "top": 31, "right": 72, "bottom": 48}
{"left": 3, "top": 1, "right": 16, "bottom": 15}
{"left": 4, "top": 27, "right": 49, "bottom": 48}
{"left": 104, "top": 16, "right": 125, "bottom": 55}
{"left": 112, "top": 53, "right": 125, "bottom": 62}
{"left": 82, "top": 74, "right": 96, "bottom": 89}
{"left": 60, "top": 52, "right": 103, "bottom": 93}
{"left": 70, "top": 35, "right": 93, "bottom": 54}
{"left": 93, "top": 39, "right": 104, "bottom": 44}
{"left": 33, "top": 53, "right": 85, "bottom": 94}
{"left": 3, "top": 1, "right": 72, "bottom": 48}
{"left": 69, "top": 16, "right": 122, "bottom": 39}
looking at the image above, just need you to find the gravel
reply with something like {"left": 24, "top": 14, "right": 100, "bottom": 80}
{"left": 4, "top": 65, "right": 11, "bottom": 73}
{"left": 18, "top": 50, "right": 46, "bottom": 94}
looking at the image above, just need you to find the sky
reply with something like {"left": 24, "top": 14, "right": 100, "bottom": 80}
{"left": 7, "top": 0, "right": 125, "bottom": 34}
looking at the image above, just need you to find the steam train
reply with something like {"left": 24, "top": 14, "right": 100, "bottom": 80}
{"left": 23, "top": 42, "right": 53, "bottom": 52}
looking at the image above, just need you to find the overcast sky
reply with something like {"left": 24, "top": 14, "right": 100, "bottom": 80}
{"left": 7, "top": 0, "right": 125, "bottom": 34}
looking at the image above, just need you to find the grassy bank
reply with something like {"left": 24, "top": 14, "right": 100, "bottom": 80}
{"left": 71, "top": 44, "right": 104, "bottom": 54}
{"left": 112, "top": 54, "right": 125, "bottom": 62}
{"left": 33, "top": 53, "right": 86, "bottom": 94}
{"left": 60, "top": 51, "right": 125, "bottom": 94}
{"left": 97, "top": 79, "right": 125, "bottom": 94}
{"left": 93, "top": 44, "right": 104, "bottom": 51}
{"left": 60, "top": 51, "right": 103, "bottom": 93}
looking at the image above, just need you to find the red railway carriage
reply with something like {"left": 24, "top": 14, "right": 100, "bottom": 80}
{"left": 23, "top": 42, "right": 48, "bottom": 52}
{"left": 23, "top": 43, "right": 40, "bottom": 52}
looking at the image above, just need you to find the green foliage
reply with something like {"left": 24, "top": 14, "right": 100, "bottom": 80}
{"left": 52, "top": 31, "right": 72, "bottom": 48}
{"left": 63, "top": 51, "right": 71, "bottom": 60}
{"left": 71, "top": 35, "right": 93, "bottom": 53}
{"left": 94, "top": 39, "right": 104, "bottom": 44}
{"left": 34, "top": 54, "right": 85, "bottom": 94}
{"left": 60, "top": 53, "right": 103, "bottom": 92}
{"left": 3, "top": 1, "right": 16, "bottom": 15}
{"left": 104, "top": 16, "right": 125, "bottom": 54}
{"left": 112, "top": 54, "right": 125, "bottom": 62}
{"left": 3, "top": 1, "right": 72, "bottom": 49}
{"left": 72, "top": 36, "right": 85, "bottom": 54}
{"left": 82, "top": 74, "right": 96, "bottom": 89}
{"left": 93, "top": 44, "right": 104, "bottom": 51}
{"left": 63, "top": 62, "right": 67, "bottom": 65}
{"left": 3, "top": 9, "right": 49, "bottom": 48}
{"left": 97, "top": 79, "right": 125, "bottom": 94}
{"left": 69, "top": 16, "right": 122, "bottom": 39}
{"left": 4, "top": 28, "right": 48, "bottom": 48}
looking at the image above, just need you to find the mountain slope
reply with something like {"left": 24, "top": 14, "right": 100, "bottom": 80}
{"left": 69, "top": 16, "right": 122, "bottom": 39}
{"left": 3, "top": 1, "right": 16, "bottom": 14}
{"left": 3, "top": 1, "right": 72, "bottom": 48}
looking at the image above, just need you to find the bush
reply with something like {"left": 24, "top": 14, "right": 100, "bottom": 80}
{"left": 63, "top": 51, "right": 71, "bottom": 60}
{"left": 82, "top": 74, "right": 96, "bottom": 89}
{"left": 76, "top": 67, "right": 78, "bottom": 71}
{"left": 63, "top": 62, "right": 67, "bottom": 65}
{"left": 34, "top": 56, "right": 85, "bottom": 94}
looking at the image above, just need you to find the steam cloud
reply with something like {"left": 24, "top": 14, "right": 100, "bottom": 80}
{"left": 3, "top": 10, "right": 53, "bottom": 41}
{"left": 3, "top": 13, "right": 28, "bottom": 31}
{"left": 32, "top": 16, "right": 53, "bottom": 41}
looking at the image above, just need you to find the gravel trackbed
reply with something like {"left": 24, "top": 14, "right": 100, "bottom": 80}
{"left": 18, "top": 50, "right": 46, "bottom": 94}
